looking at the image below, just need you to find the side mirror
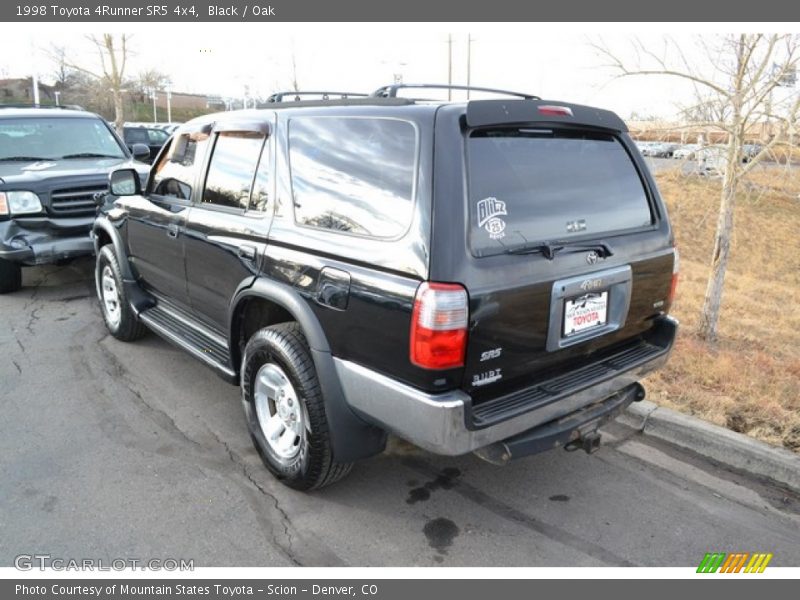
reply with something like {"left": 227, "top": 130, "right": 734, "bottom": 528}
{"left": 109, "top": 168, "right": 142, "bottom": 197}
{"left": 131, "top": 143, "right": 150, "bottom": 161}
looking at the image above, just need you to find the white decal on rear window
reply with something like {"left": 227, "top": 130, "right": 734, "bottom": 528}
{"left": 477, "top": 197, "right": 507, "bottom": 240}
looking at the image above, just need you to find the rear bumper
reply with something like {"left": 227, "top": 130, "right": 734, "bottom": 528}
{"left": 335, "top": 316, "right": 678, "bottom": 456}
{"left": 0, "top": 216, "right": 95, "bottom": 265}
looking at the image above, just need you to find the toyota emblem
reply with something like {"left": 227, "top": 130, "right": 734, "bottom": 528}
{"left": 586, "top": 251, "right": 599, "bottom": 265}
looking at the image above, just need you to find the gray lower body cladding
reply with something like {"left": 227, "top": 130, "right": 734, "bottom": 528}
{"left": 334, "top": 316, "right": 677, "bottom": 456}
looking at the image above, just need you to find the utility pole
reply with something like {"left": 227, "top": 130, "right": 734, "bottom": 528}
{"left": 54, "top": 91, "right": 61, "bottom": 106}
{"left": 466, "top": 34, "right": 473, "bottom": 99}
{"left": 30, "top": 40, "right": 40, "bottom": 105}
{"left": 447, "top": 34, "right": 452, "bottom": 100}
{"left": 150, "top": 88, "right": 158, "bottom": 123}
{"left": 166, "top": 86, "right": 172, "bottom": 123}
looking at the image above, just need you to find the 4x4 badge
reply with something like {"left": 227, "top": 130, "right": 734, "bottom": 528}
{"left": 477, "top": 197, "right": 508, "bottom": 240}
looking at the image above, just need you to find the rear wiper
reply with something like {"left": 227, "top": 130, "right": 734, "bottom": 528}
{"left": 60, "top": 153, "right": 123, "bottom": 159}
{"left": 506, "top": 241, "right": 614, "bottom": 261}
{"left": 0, "top": 156, "right": 51, "bottom": 162}
{"left": 505, "top": 242, "right": 565, "bottom": 259}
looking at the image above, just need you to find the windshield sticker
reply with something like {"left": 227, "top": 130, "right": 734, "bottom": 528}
{"left": 21, "top": 161, "right": 56, "bottom": 171}
{"left": 477, "top": 197, "right": 507, "bottom": 240}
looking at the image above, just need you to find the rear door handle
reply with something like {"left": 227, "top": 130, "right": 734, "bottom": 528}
{"left": 238, "top": 244, "right": 257, "bottom": 261}
{"left": 166, "top": 223, "right": 179, "bottom": 239}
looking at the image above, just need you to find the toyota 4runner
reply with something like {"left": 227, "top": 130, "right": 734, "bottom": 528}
{"left": 93, "top": 84, "right": 679, "bottom": 490}
{"left": 0, "top": 105, "right": 150, "bottom": 293}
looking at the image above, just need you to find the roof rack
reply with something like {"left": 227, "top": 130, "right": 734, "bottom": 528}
{"left": 0, "top": 103, "right": 85, "bottom": 111}
{"left": 371, "top": 83, "right": 540, "bottom": 101}
{"left": 266, "top": 91, "right": 369, "bottom": 103}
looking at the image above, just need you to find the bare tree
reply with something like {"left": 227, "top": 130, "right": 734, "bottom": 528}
{"left": 135, "top": 69, "right": 171, "bottom": 96}
{"left": 56, "top": 34, "right": 131, "bottom": 134}
{"left": 290, "top": 51, "right": 300, "bottom": 92}
{"left": 50, "top": 45, "right": 73, "bottom": 89}
{"left": 595, "top": 34, "right": 800, "bottom": 343}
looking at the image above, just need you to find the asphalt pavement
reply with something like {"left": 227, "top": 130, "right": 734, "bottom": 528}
{"left": 1, "top": 259, "right": 799, "bottom": 567}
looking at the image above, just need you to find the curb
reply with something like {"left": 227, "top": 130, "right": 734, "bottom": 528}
{"left": 619, "top": 400, "right": 800, "bottom": 493}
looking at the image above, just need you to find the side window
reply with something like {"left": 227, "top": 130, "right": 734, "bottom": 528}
{"left": 150, "top": 130, "right": 211, "bottom": 201}
{"left": 201, "top": 131, "right": 265, "bottom": 210}
{"left": 126, "top": 128, "right": 148, "bottom": 144}
{"left": 250, "top": 138, "right": 271, "bottom": 212}
{"left": 147, "top": 128, "right": 169, "bottom": 145}
{"left": 288, "top": 117, "right": 417, "bottom": 239}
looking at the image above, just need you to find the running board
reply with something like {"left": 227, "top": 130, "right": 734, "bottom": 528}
{"left": 138, "top": 304, "right": 237, "bottom": 384}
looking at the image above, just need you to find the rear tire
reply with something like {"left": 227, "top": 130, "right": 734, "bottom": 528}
{"left": 0, "top": 258, "right": 22, "bottom": 294}
{"left": 241, "top": 322, "right": 353, "bottom": 491}
{"left": 95, "top": 245, "right": 147, "bottom": 342}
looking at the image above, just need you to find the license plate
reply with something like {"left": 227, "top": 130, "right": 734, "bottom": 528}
{"left": 563, "top": 291, "right": 608, "bottom": 337}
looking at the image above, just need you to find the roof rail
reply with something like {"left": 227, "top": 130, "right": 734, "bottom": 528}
{"left": 0, "top": 103, "right": 85, "bottom": 111}
{"left": 371, "top": 83, "right": 540, "bottom": 101}
{"left": 266, "top": 91, "right": 369, "bottom": 103}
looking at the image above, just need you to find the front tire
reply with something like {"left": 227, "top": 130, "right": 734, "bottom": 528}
{"left": 0, "top": 258, "right": 22, "bottom": 294}
{"left": 95, "top": 245, "right": 147, "bottom": 341}
{"left": 241, "top": 322, "right": 353, "bottom": 490}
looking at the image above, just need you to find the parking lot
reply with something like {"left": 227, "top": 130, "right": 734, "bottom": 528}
{"left": 1, "top": 260, "right": 799, "bottom": 567}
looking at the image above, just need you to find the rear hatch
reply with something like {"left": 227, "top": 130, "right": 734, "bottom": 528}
{"left": 430, "top": 100, "right": 676, "bottom": 415}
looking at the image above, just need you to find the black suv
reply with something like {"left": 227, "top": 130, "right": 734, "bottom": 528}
{"left": 0, "top": 106, "right": 150, "bottom": 293}
{"left": 93, "top": 84, "right": 679, "bottom": 490}
{"left": 123, "top": 125, "right": 171, "bottom": 163}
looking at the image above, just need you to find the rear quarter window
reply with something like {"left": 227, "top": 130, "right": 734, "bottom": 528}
{"left": 467, "top": 129, "right": 653, "bottom": 257}
{"left": 288, "top": 117, "right": 417, "bottom": 239}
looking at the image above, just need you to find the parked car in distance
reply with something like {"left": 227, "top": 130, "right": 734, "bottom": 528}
{"left": 93, "top": 84, "right": 679, "bottom": 490}
{"left": 0, "top": 105, "right": 150, "bottom": 293}
{"left": 122, "top": 125, "right": 171, "bottom": 163}
{"left": 650, "top": 143, "right": 680, "bottom": 158}
{"left": 742, "top": 143, "right": 763, "bottom": 162}
{"left": 695, "top": 145, "right": 728, "bottom": 175}
{"left": 673, "top": 144, "right": 701, "bottom": 160}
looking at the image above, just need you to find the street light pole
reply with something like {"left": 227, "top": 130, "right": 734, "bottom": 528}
{"left": 466, "top": 34, "right": 473, "bottom": 99}
{"left": 447, "top": 34, "right": 452, "bottom": 101}
{"left": 151, "top": 89, "right": 158, "bottom": 123}
{"left": 30, "top": 39, "right": 40, "bottom": 105}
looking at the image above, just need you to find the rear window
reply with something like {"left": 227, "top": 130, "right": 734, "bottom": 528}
{"left": 288, "top": 117, "right": 417, "bottom": 239}
{"left": 467, "top": 129, "right": 652, "bottom": 257}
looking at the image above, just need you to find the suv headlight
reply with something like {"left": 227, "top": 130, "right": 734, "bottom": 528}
{"left": 0, "top": 191, "right": 43, "bottom": 215}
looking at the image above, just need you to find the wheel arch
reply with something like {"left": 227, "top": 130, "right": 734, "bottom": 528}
{"left": 93, "top": 216, "right": 135, "bottom": 281}
{"left": 229, "top": 278, "right": 387, "bottom": 462}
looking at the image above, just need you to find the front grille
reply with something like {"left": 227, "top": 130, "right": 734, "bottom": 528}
{"left": 49, "top": 185, "right": 107, "bottom": 217}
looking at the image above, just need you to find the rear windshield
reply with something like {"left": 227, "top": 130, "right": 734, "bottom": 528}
{"left": 467, "top": 129, "right": 652, "bottom": 257}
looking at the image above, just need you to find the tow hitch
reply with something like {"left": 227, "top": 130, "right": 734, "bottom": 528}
{"left": 564, "top": 430, "right": 603, "bottom": 454}
{"left": 473, "top": 382, "right": 645, "bottom": 465}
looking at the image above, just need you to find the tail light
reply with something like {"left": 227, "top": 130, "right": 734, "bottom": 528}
{"left": 410, "top": 282, "right": 468, "bottom": 370}
{"left": 666, "top": 248, "right": 679, "bottom": 310}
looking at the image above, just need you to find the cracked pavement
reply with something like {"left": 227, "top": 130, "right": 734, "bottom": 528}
{"left": 1, "top": 259, "right": 799, "bottom": 567}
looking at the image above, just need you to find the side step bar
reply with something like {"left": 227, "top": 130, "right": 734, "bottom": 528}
{"left": 138, "top": 303, "right": 237, "bottom": 384}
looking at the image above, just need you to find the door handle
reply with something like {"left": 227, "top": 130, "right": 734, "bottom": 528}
{"left": 238, "top": 245, "right": 257, "bottom": 261}
{"left": 166, "top": 223, "right": 179, "bottom": 239}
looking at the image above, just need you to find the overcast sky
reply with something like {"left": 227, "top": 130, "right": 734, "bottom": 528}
{"left": 0, "top": 25, "right": 783, "bottom": 119}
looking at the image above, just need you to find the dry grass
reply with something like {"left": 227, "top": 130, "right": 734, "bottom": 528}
{"left": 644, "top": 168, "right": 800, "bottom": 452}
